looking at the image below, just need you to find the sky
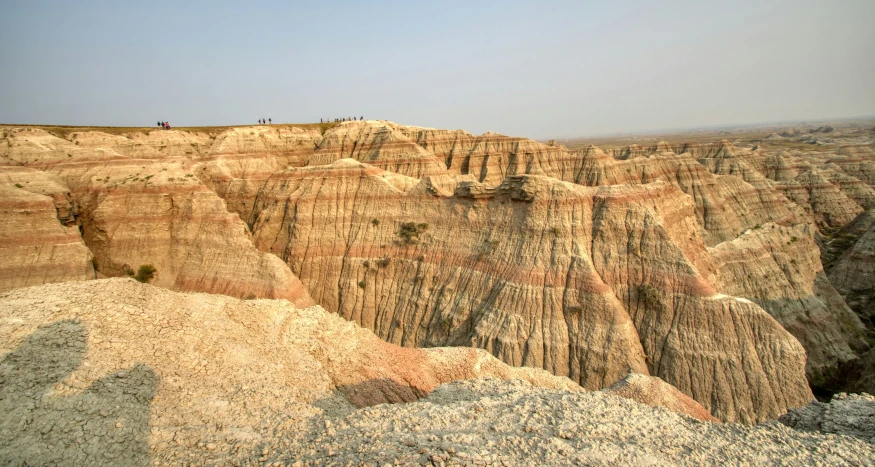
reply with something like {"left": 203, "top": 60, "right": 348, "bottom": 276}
{"left": 1, "top": 0, "right": 873, "bottom": 139}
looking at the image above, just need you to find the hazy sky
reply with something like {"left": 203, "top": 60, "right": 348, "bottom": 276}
{"left": 1, "top": 0, "right": 873, "bottom": 138}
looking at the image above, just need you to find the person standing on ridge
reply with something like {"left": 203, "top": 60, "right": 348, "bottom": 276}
{"left": 269, "top": 118, "right": 272, "bottom": 125}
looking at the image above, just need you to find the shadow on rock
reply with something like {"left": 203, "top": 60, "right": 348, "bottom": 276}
{"left": 336, "top": 378, "right": 429, "bottom": 408}
{"left": 0, "top": 320, "right": 158, "bottom": 466}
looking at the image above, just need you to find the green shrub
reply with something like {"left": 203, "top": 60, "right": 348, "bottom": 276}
{"left": 134, "top": 264, "right": 156, "bottom": 283}
{"left": 371, "top": 218, "right": 380, "bottom": 227}
{"left": 357, "top": 280, "right": 366, "bottom": 289}
{"left": 13, "top": 183, "right": 23, "bottom": 188}
{"left": 397, "top": 222, "right": 428, "bottom": 245}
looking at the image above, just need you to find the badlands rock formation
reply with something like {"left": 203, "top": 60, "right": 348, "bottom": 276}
{"left": 828, "top": 209, "right": 875, "bottom": 326}
{"left": 0, "top": 279, "right": 574, "bottom": 466}
{"left": 602, "top": 372, "right": 717, "bottom": 422}
{"left": 780, "top": 392, "right": 875, "bottom": 444}
{"left": 1, "top": 280, "right": 872, "bottom": 466}
{"left": 0, "top": 167, "right": 94, "bottom": 291}
{"left": 248, "top": 160, "right": 812, "bottom": 423}
{"left": 2, "top": 121, "right": 874, "bottom": 425}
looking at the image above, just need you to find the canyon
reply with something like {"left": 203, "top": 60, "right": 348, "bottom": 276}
{"left": 1, "top": 121, "right": 874, "bottom": 432}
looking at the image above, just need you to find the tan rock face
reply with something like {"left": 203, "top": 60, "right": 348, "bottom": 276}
{"left": 603, "top": 373, "right": 718, "bottom": 422}
{"left": 309, "top": 121, "right": 449, "bottom": 179}
{"left": 47, "top": 158, "right": 313, "bottom": 307}
{"left": 711, "top": 223, "right": 868, "bottom": 386}
{"left": 778, "top": 170, "right": 864, "bottom": 228}
{"left": 0, "top": 167, "right": 94, "bottom": 291}
{"left": 249, "top": 160, "right": 812, "bottom": 423}
{"left": 3, "top": 122, "right": 873, "bottom": 423}
{"left": 67, "top": 130, "right": 213, "bottom": 159}
{"left": 828, "top": 210, "right": 875, "bottom": 329}
{"left": 0, "top": 279, "right": 576, "bottom": 465}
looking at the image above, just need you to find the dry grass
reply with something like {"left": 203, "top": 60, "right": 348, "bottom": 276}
{"left": 0, "top": 122, "right": 339, "bottom": 140}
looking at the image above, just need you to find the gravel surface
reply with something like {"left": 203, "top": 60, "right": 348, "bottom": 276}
{"left": 280, "top": 379, "right": 874, "bottom": 467}
{"left": 1, "top": 280, "right": 874, "bottom": 466}
{"left": 780, "top": 392, "right": 875, "bottom": 444}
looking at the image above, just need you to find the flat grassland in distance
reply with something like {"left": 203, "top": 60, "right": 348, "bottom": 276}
{"left": 554, "top": 119, "right": 875, "bottom": 152}
{"left": 0, "top": 122, "right": 339, "bottom": 139}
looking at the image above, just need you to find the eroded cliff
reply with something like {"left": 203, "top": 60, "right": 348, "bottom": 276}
{"left": 2, "top": 120, "right": 873, "bottom": 423}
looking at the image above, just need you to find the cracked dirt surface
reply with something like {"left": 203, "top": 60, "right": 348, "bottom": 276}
{"left": 1, "top": 279, "right": 872, "bottom": 466}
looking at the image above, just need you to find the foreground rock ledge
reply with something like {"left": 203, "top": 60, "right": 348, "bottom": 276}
{"left": 1, "top": 279, "right": 872, "bottom": 466}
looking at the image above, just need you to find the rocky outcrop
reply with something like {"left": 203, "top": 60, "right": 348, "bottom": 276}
{"left": 3, "top": 122, "right": 873, "bottom": 425}
{"left": 194, "top": 126, "right": 324, "bottom": 221}
{"left": 0, "top": 128, "right": 119, "bottom": 166}
{"left": 822, "top": 169, "right": 875, "bottom": 210}
{"left": 778, "top": 170, "right": 865, "bottom": 228}
{"left": 711, "top": 223, "right": 868, "bottom": 388}
{"left": 309, "top": 121, "right": 449, "bottom": 179}
{"left": 0, "top": 167, "right": 94, "bottom": 291}
{"left": 249, "top": 159, "right": 813, "bottom": 423}
{"left": 780, "top": 392, "right": 875, "bottom": 443}
{"left": 826, "top": 147, "right": 875, "bottom": 186}
{"left": 603, "top": 372, "right": 718, "bottom": 422}
{"left": 66, "top": 129, "right": 213, "bottom": 159}
{"left": 0, "top": 279, "right": 576, "bottom": 466}
{"left": 47, "top": 158, "right": 313, "bottom": 306}
{"left": 828, "top": 210, "right": 875, "bottom": 328}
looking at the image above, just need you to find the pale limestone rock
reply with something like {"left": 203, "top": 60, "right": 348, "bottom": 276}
{"left": 603, "top": 372, "right": 718, "bottom": 422}
{"left": 0, "top": 279, "right": 576, "bottom": 465}
{"left": 0, "top": 168, "right": 94, "bottom": 291}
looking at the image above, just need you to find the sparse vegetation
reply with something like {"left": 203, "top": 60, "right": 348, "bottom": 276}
{"left": 477, "top": 239, "right": 500, "bottom": 260}
{"left": 376, "top": 257, "right": 391, "bottom": 268}
{"left": 550, "top": 226, "right": 561, "bottom": 236}
{"left": 371, "top": 218, "right": 380, "bottom": 227}
{"left": 244, "top": 293, "right": 256, "bottom": 300}
{"left": 134, "top": 264, "right": 156, "bottom": 283}
{"left": 362, "top": 260, "right": 370, "bottom": 269}
{"left": 13, "top": 183, "right": 23, "bottom": 188}
{"left": 397, "top": 222, "right": 428, "bottom": 245}
{"left": 638, "top": 284, "right": 664, "bottom": 310}
{"left": 357, "top": 280, "right": 366, "bottom": 289}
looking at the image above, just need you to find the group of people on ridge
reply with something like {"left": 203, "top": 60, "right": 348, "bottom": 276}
{"left": 154, "top": 115, "right": 366, "bottom": 130}
{"left": 322, "top": 116, "right": 364, "bottom": 123}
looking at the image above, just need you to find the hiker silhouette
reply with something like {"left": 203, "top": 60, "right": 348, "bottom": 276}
{"left": 0, "top": 320, "right": 158, "bottom": 466}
